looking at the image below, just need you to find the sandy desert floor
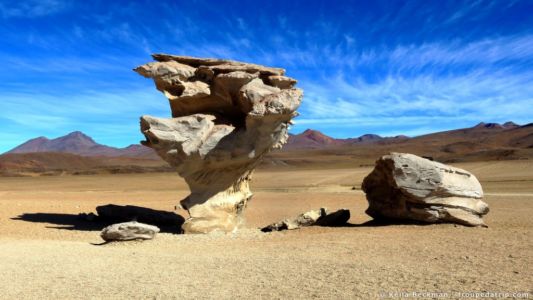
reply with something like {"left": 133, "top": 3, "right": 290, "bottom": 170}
{"left": 0, "top": 160, "right": 532, "bottom": 299}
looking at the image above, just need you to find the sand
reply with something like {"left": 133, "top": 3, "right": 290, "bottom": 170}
{"left": 0, "top": 162, "right": 532, "bottom": 299}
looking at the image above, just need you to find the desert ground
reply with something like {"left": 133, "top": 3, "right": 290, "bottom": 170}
{"left": 0, "top": 160, "right": 532, "bottom": 299}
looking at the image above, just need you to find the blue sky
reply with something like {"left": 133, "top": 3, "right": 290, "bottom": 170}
{"left": 1, "top": 0, "right": 532, "bottom": 152}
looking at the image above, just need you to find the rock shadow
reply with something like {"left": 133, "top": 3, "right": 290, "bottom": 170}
{"left": 349, "top": 219, "right": 435, "bottom": 227}
{"left": 12, "top": 205, "right": 185, "bottom": 234}
{"left": 12, "top": 213, "right": 105, "bottom": 231}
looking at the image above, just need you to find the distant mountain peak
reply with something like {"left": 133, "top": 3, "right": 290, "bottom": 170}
{"left": 285, "top": 129, "right": 339, "bottom": 148}
{"left": 302, "top": 129, "right": 323, "bottom": 135}
{"left": 503, "top": 121, "right": 519, "bottom": 129}
{"left": 473, "top": 121, "right": 520, "bottom": 130}
{"left": 66, "top": 130, "right": 87, "bottom": 136}
{"left": 63, "top": 131, "right": 95, "bottom": 140}
{"left": 357, "top": 134, "right": 382, "bottom": 140}
{"left": 7, "top": 132, "right": 107, "bottom": 156}
{"left": 474, "top": 122, "right": 503, "bottom": 129}
{"left": 30, "top": 136, "right": 49, "bottom": 141}
{"left": 5, "top": 131, "right": 158, "bottom": 159}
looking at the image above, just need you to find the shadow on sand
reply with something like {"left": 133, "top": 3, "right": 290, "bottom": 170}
{"left": 12, "top": 212, "right": 184, "bottom": 234}
{"left": 12, "top": 210, "right": 430, "bottom": 235}
{"left": 346, "top": 219, "right": 435, "bottom": 227}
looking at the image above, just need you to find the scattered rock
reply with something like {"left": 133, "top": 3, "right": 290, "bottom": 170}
{"left": 261, "top": 208, "right": 351, "bottom": 232}
{"left": 78, "top": 212, "right": 97, "bottom": 222}
{"left": 262, "top": 208, "right": 327, "bottom": 232}
{"left": 96, "top": 204, "right": 185, "bottom": 227}
{"left": 136, "top": 54, "right": 302, "bottom": 234}
{"left": 314, "top": 209, "right": 351, "bottom": 227}
{"left": 361, "top": 153, "right": 489, "bottom": 227}
{"left": 100, "top": 221, "right": 160, "bottom": 242}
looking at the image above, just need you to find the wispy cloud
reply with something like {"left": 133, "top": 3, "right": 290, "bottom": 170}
{"left": 0, "top": 0, "right": 70, "bottom": 18}
{"left": 296, "top": 69, "right": 533, "bottom": 124}
{"left": 0, "top": 0, "right": 531, "bottom": 150}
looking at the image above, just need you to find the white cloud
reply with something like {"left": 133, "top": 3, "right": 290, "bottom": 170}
{"left": 297, "top": 68, "right": 533, "bottom": 126}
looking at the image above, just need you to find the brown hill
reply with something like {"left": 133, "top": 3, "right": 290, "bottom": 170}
{"left": 0, "top": 152, "right": 169, "bottom": 176}
{"left": 285, "top": 130, "right": 408, "bottom": 149}
{"left": 263, "top": 122, "right": 533, "bottom": 169}
{"left": 286, "top": 129, "right": 344, "bottom": 149}
{"left": 6, "top": 131, "right": 157, "bottom": 158}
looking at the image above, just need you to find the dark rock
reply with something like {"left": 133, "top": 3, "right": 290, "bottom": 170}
{"left": 315, "top": 209, "right": 350, "bottom": 227}
{"left": 96, "top": 204, "right": 185, "bottom": 227}
{"left": 78, "top": 212, "right": 98, "bottom": 222}
{"left": 261, "top": 208, "right": 327, "bottom": 232}
{"left": 261, "top": 208, "right": 351, "bottom": 232}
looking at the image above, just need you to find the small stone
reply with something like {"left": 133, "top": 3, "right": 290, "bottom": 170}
{"left": 100, "top": 221, "right": 160, "bottom": 242}
{"left": 78, "top": 212, "right": 97, "bottom": 221}
{"left": 85, "top": 212, "right": 97, "bottom": 222}
{"left": 261, "top": 208, "right": 328, "bottom": 232}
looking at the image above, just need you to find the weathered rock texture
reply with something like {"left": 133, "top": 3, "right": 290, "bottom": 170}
{"left": 261, "top": 208, "right": 350, "bottom": 232}
{"left": 135, "top": 54, "right": 302, "bottom": 234}
{"left": 100, "top": 221, "right": 160, "bottom": 242}
{"left": 362, "top": 153, "right": 489, "bottom": 226}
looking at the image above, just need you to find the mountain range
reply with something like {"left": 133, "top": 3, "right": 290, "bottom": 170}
{"left": 5, "top": 131, "right": 156, "bottom": 158}
{"left": 1, "top": 121, "right": 532, "bottom": 176}
{"left": 4, "top": 128, "right": 413, "bottom": 156}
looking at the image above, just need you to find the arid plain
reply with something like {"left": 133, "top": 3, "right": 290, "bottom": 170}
{"left": 1, "top": 159, "right": 531, "bottom": 299}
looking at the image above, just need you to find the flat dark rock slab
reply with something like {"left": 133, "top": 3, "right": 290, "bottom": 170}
{"left": 96, "top": 204, "right": 185, "bottom": 227}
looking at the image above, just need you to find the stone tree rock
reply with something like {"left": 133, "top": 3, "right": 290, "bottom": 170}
{"left": 362, "top": 153, "right": 489, "bottom": 227}
{"left": 100, "top": 221, "right": 160, "bottom": 242}
{"left": 135, "top": 54, "right": 302, "bottom": 234}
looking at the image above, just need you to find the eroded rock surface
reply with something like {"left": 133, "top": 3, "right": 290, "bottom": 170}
{"left": 136, "top": 54, "right": 302, "bottom": 234}
{"left": 100, "top": 221, "right": 160, "bottom": 242}
{"left": 362, "top": 153, "right": 489, "bottom": 226}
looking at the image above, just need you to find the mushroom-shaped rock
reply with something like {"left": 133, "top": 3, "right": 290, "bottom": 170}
{"left": 136, "top": 54, "right": 303, "bottom": 234}
{"left": 361, "top": 153, "right": 489, "bottom": 227}
{"left": 100, "top": 221, "right": 160, "bottom": 242}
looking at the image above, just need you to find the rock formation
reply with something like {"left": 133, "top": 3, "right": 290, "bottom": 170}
{"left": 362, "top": 153, "right": 489, "bottom": 226}
{"left": 261, "top": 208, "right": 350, "bottom": 232}
{"left": 135, "top": 54, "right": 302, "bottom": 234}
{"left": 100, "top": 221, "right": 160, "bottom": 242}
